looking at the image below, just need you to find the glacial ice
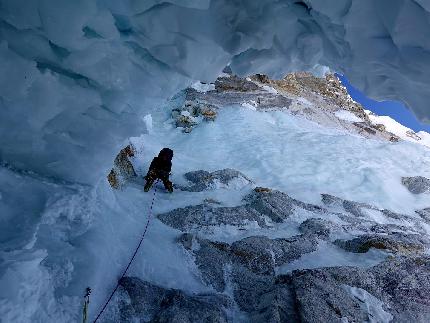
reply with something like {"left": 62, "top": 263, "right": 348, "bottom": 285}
{"left": 1, "top": 0, "right": 430, "bottom": 182}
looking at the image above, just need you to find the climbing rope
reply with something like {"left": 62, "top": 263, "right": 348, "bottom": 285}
{"left": 92, "top": 182, "right": 158, "bottom": 323}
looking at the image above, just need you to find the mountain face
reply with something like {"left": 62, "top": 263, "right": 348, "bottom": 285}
{"left": 172, "top": 72, "right": 401, "bottom": 142}
{"left": 111, "top": 73, "right": 430, "bottom": 322}
{"left": 2, "top": 2, "right": 430, "bottom": 322}
{"left": 2, "top": 69, "right": 430, "bottom": 322}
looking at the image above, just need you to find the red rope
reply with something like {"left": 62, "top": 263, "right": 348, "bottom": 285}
{"left": 93, "top": 182, "right": 158, "bottom": 323}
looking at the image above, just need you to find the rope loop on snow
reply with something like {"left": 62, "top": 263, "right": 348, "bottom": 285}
{"left": 93, "top": 181, "right": 159, "bottom": 323}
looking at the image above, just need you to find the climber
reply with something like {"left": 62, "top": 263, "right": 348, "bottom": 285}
{"left": 144, "top": 148, "right": 174, "bottom": 193}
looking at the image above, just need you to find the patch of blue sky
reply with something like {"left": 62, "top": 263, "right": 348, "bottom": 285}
{"left": 337, "top": 74, "right": 430, "bottom": 133}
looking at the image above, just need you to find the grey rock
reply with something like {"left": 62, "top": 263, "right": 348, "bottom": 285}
{"left": 284, "top": 256, "right": 430, "bottom": 322}
{"left": 353, "top": 122, "right": 377, "bottom": 135}
{"left": 334, "top": 232, "right": 428, "bottom": 254}
{"left": 299, "top": 218, "right": 335, "bottom": 237}
{"left": 342, "top": 199, "right": 378, "bottom": 218}
{"left": 215, "top": 75, "right": 260, "bottom": 92}
{"left": 161, "top": 182, "right": 430, "bottom": 321}
{"left": 230, "top": 236, "right": 276, "bottom": 276}
{"left": 181, "top": 168, "right": 253, "bottom": 192}
{"left": 183, "top": 74, "right": 291, "bottom": 110}
{"left": 119, "top": 277, "right": 230, "bottom": 323}
{"left": 158, "top": 204, "right": 265, "bottom": 232}
{"left": 321, "top": 194, "right": 419, "bottom": 235}
{"left": 381, "top": 209, "right": 408, "bottom": 221}
{"left": 252, "top": 94, "right": 292, "bottom": 110}
{"left": 245, "top": 189, "right": 324, "bottom": 223}
{"left": 175, "top": 114, "right": 198, "bottom": 129}
{"left": 172, "top": 100, "right": 218, "bottom": 132}
{"left": 178, "top": 233, "right": 318, "bottom": 313}
{"left": 321, "top": 194, "right": 344, "bottom": 208}
{"left": 369, "top": 223, "right": 416, "bottom": 234}
{"left": 322, "top": 194, "right": 379, "bottom": 218}
{"left": 230, "top": 235, "right": 319, "bottom": 274}
{"left": 249, "top": 282, "right": 300, "bottom": 323}
{"left": 369, "top": 256, "right": 430, "bottom": 322}
{"left": 119, "top": 277, "right": 170, "bottom": 319}
{"left": 416, "top": 208, "right": 430, "bottom": 222}
{"left": 291, "top": 269, "right": 371, "bottom": 323}
{"left": 402, "top": 176, "right": 430, "bottom": 194}
{"left": 158, "top": 187, "right": 326, "bottom": 233}
{"left": 231, "top": 267, "right": 275, "bottom": 313}
{"left": 180, "top": 235, "right": 229, "bottom": 292}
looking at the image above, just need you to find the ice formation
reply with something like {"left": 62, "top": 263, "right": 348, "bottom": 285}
{"left": 1, "top": 1, "right": 430, "bottom": 322}
{"left": 1, "top": 0, "right": 430, "bottom": 182}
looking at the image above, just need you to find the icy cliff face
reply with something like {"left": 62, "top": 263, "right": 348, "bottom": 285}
{"left": 1, "top": 0, "right": 430, "bottom": 182}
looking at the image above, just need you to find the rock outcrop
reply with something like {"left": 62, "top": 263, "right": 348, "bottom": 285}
{"left": 158, "top": 186, "right": 325, "bottom": 232}
{"left": 289, "top": 255, "right": 430, "bottom": 322}
{"left": 335, "top": 233, "right": 428, "bottom": 254}
{"left": 123, "top": 181, "right": 430, "bottom": 322}
{"left": 176, "top": 72, "right": 400, "bottom": 142}
{"left": 107, "top": 145, "right": 137, "bottom": 189}
{"left": 402, "top": 176, "right": 430, "bottom": 194}
{"left": 416, "top": 208, "right": 430, "bottom": 222}
{"left": 253, "top": 72, "right": 370, "bottom": 122}
{"left": 215, "top": 75, "right": 260, "bottom": 92}
{"left": 179, "top": 169, "right": 253, "bottom": 192}
{"left": 118, "top": 277, "right": 230, "bottom": 322}
{"left": 178, "top": 233, "right": 318, "bottom": 314}
{"left": 120, "top": 239, "right": 430, "bottom": 322}
{"left": 172, "top": 99, "right": 218, "bottom": 133}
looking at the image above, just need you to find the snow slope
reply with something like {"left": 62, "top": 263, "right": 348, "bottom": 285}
{"left": 366, "top": 110, "right": 430, "bottom": 148}
{"left": 2, "top": 96, "right": 430, "bottom": 321}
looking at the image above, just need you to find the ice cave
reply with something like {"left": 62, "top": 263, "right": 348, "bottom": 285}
{"left": 1, "top": 0, "right": 430, "bottom": 322}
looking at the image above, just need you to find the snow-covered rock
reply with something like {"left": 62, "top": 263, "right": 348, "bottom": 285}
{"left": 179, "top": 169, "right": 253, "bottom": 192}
{"left": 402, "top": 176, "right": 430, "bottom": 194}
{"left": 179, "top": 72, "right": 401, "bottom": 141}
{"left": 288, "top": 255, "right": 430, "bottom": 323}
{"left": 366, "top": 110, "right": 430, "bottom": 148}
{"left": 118, "top": 277, "right": 230, "bottom": 322}
{"left": 171, "top": 97, "right": 218, "bottom": 132}
{"left": 334, "top": 233, "right": 428, "bottom": 254}
{"left": 107, "top": 145, "right": 137, "bottom": 189}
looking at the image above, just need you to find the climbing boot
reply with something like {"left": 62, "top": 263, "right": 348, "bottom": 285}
{"left": 166, "top": 181, "right": 173, "bottom": 193}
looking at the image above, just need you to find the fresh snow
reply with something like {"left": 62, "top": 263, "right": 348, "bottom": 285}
{"left": 191, "top": 81, "right": 216, "bottom": 93}
{"left": 334, "top": 110, "right": 363, "bottom": 123}
{"left": 262, "top": 85, "right": 278, "bottom": 94}
{"left": 366, "top": 110, "right": 430, "bottom": 148}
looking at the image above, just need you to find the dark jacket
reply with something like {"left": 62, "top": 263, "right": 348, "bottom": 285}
{"left": 148, "top": 156, "right": 172, "bottom": 175}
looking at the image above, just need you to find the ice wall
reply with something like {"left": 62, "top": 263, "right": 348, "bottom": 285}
{"left": 0, "top": 0, "right": 429, "bottom": 183}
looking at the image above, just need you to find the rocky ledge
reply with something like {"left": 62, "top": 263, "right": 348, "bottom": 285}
{"left": 402, "top": 176, "right": 430, "bottom": 194}
{"left": 177, "top": 168, "right": 253, "bottom": 192}
{"left": 118, "top": 277, "right": 231, "bottom": 322}
{"left": 119, "top": 248, "right": 430, "bottom": 322}
{"left": 116, "top": 168, "right": 430, "bottom": 322}
{"left": 170, "top": 71, "right": 400, "bottom": 142}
